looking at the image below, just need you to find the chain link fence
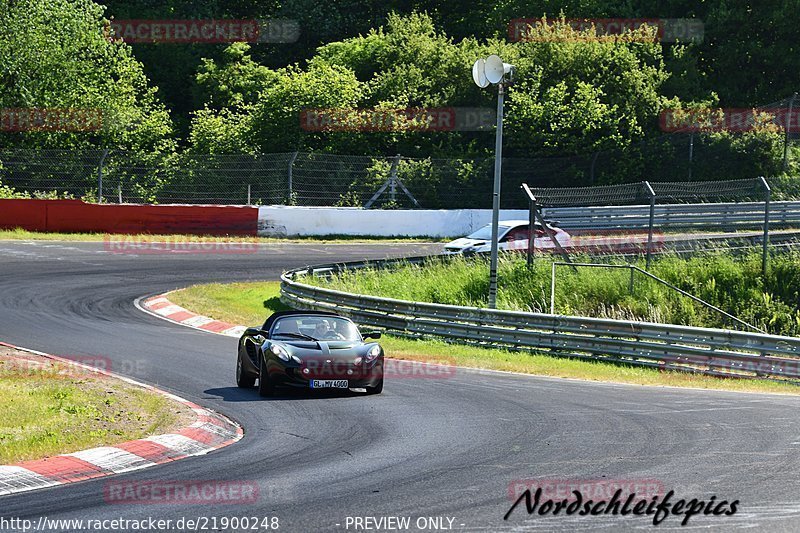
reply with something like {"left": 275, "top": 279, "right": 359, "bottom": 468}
{"left": 1, "top": 96, "right": 798, "bottom": 208}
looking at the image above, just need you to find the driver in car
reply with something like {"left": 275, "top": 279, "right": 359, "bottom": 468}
{"left": 313, "top": 320, "right": 344, "bottom": 340}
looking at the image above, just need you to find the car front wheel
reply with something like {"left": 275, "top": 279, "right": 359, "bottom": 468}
{"left": 365, "top": 378, "right": 383, "bottom": 395}
{"left": 236, "top": 355, "right": 256, "bottom": 388}
{"left": 258, "top": 357, "right": 274, "bottom": 397}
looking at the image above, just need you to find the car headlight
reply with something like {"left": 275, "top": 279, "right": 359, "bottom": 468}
{"left": 366, "top": 345, "right": 382, "bottom": 362}
{"left": 270, "top": 344, "right": 290, "bottom": 362}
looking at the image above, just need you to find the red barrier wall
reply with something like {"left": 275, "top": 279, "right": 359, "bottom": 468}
{"left": 0, "top": 200, "right": 258, "bottom": 235}
{"left": 0, "top": 199, "right": 48, "bottom": 231}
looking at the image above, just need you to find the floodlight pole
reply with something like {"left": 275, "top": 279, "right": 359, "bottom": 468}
{"left": 488, "top": 82, "right": 505, "bottom": 309}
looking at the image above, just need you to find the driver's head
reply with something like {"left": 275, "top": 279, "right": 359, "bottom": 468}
{"left": 313, "top": 321, "right": 329, "bottom": 337}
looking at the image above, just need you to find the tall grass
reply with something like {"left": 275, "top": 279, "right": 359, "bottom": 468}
{"left": 308, "top": 251, "right": 800, "bottom": 336}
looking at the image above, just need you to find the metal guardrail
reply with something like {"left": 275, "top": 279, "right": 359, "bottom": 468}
{"left": 542, "top": 201, "right": 800, "bottom": 230}
{"left": 280, "top": 256, "right": 800, "bottom": 382}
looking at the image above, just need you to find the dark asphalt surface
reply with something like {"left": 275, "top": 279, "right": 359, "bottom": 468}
{"left": 0, "top": 240, "right": 799, "bottom": 532}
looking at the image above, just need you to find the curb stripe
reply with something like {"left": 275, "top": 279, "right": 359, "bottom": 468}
{"left": 115, "top": 440, "right": 184, "bottom": 464}
{"left": 20, "top": 456, "right": 106, "bottom": 483}
{"left": 0, "top": 341, "right": 243, "bottom": 497}
{"left": 0, "top": 467, "right": 61, "bottom": 495}
{"left": 144, "top": 434, "right": 214, "bottom": 455}
{"left": 67, "top": 448, "right": 156, "bottom": 475}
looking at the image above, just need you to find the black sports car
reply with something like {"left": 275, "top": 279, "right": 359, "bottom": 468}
{"left": 236, "top": 310, "right": 384, "bottom": 396}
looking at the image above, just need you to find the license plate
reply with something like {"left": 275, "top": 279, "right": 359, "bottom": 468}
{"left": 310, "top": 379, "right": 349, "bottom": 389}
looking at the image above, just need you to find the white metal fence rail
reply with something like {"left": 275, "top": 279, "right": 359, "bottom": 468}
{"left": 543, "top": 201, "right": 800, "bottom": 230}
{"left": 280, "top": 256, "right": 800, "bottom": 382}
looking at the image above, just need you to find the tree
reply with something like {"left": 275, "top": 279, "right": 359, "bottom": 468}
{"left": 0, "top": 0, "right": 175, "bottom": 154}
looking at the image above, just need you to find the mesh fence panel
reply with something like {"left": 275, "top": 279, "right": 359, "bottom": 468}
{"left": 526, "top": 183, "right": 652, "bottom": 207}
{"left": 0, "top": 149, "right": 107, "bottom": 199}
{"left": 650, "top": 178, "right": 766, "bottom": 203}
{"left": 290, "top": 153, "right": 383, "bottom": 206}
{"left": 0, "top": 128, "right": 794, "bottom": 208}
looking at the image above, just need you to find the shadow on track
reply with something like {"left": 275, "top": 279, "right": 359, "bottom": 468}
{"left": 204, "top": 386, "right": 375, "bottom": 402}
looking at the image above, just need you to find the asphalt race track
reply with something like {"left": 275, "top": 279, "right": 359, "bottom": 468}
{"left": 1, "top": 240, "right": 799, "bottom": 532}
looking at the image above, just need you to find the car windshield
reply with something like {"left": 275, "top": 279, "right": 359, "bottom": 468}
{"left": 466, "top": 224, "right": 512, "bottom": 241}
{"left": 271, "top": 316, "right": 362, "bottom": 341}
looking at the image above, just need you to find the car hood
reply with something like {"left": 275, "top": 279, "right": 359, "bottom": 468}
{"left": 278, "top": 340, "right": 375, "bottom": 358}
{"left": 444, "top": 238, "right": 486, "bottom": 249}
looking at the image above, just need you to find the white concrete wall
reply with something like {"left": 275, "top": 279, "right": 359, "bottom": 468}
{"left": 257, "top": 206, "right": 529, "bottom": 237}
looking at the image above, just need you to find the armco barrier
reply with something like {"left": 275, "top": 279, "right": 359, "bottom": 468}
{"left": 280, "top": 257, "right": 800, "bottom": 382}
{"left": 0, "top": 199, "right": 258, "bottom": 235}
{"left": 540, "top": 201, "right": 800, "bottom": 231}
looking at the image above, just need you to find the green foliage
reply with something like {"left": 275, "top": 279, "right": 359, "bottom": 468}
{"left": 195, "top": 43, "right": 280, "bottom": 110}
{"left": 335, "top": 190, "right": 362, "bottom": 207}
{"left": 0, "top": 177, "right": 76, "bottom": 199}
{"left": 0, "top": 0, "right": 176, "bottom": 155}
{"left": 189, "top": 13, "right": 677, "bottom": 162}
{"left": 2, "top": 1, "right": 798, "bottom": 198}
{"left": 505, "top": 18, "right": 668, "bottom": 155}
{"left": 0, "top": 178, "right": 27, "bottom": 199}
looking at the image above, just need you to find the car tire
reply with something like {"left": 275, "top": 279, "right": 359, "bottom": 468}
{"left": 258, "top": 356, "right": 274, "bottom": 397}
{"left": 365, "top": 377, "right": 383, "bottom": 395}
{"left": 236, "top": 355, "right": 256, "bottom": 388}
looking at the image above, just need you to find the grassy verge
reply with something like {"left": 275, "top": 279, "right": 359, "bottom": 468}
{"left": 168, "top": 280, "right": 800, "bottom": 395}
{"left": 0, "top": 346, "right": 194, "bottom": 464}
{"left": 305, "top": 251, "right": 800, "bottom": 337}
{"left": 0, "top": 228, "right": 445, "bottom": 243}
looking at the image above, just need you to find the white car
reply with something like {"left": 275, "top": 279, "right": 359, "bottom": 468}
{"left": 443, "top": 220, "right": 571, "bottom": 255}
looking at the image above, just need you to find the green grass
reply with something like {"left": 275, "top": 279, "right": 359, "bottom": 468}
{"left": 0, "top": 351, "right": 192, "bottom": 464}
{"left": 0, "top": 228, "right": 445, "bottom": 243}
{"left": 168, "top": 279, "right": 800, "bottom": 395}
{"left": 305, "top": 251, "right": 800, "bottom": 336}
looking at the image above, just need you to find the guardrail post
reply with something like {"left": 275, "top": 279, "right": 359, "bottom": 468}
{"left": 629, "top": 266, "right": 635, "bottom": 295}
{"left": 761, "top": 176, "right": 771, "bottom": 276}
{"left": 527, "top": 196, "right": 536, "bottom": 269}
{"left": 247, "top": 184, "right": 251, "bottom": 205}
{"left": 643, "top": 181, "right": 656, "bottom": 270}
{"left": 550, "top": 262, "right": 557, "bottom": 314}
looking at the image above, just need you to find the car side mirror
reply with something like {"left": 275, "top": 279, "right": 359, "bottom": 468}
{"left": 362, "top": 330, "right": 382, "bottom": 340}
{"left": 244, "top": 327, "right": 268, "bottom": 337}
